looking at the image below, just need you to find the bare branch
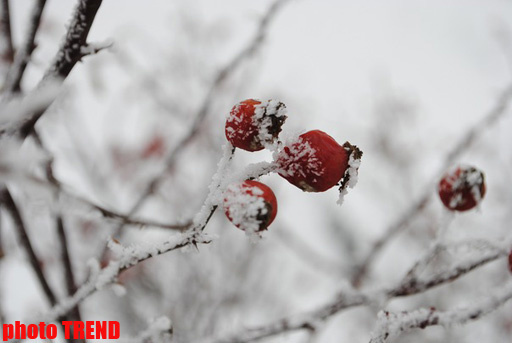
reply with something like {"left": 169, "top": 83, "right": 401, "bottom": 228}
{"left": 56, "top": 216, "right": 85, "bottom": 343}
{"left": 3, "top": 0, "right": 47, "bottom": 94}
{"left": 0, "top": 187, "right": 57, "bottom": 306}
{"left": 351, "top": 83, "right": 512, "bottom": 287}
{"left": 0, "top": 0, "right": 14, "bottom": 67}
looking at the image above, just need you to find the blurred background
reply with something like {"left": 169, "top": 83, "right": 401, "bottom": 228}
{"left": 2, "top": 0, "right": 512, "bottom": 342}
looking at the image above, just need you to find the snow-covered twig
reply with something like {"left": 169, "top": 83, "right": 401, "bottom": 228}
{"left": 44, "top": 143, "right": 237, "bottom": 320}
{"left": 202, "top": 238, "right": 510, "bottom": 343}
{"left": 16, "top": 0, "right": 104, "bottom": 138}
{"left": 3, "top": 0, "right": 47, "bottom": 93}
{"left": 370, "top": 282, "right": 512, "bottom": 343}
{"left": 44, "top": 0, "right": 103, "bottom": 80}
{"left": 102, "top": 0, "right": 292, "bottom": 257}
{"left": 352, "top": 82, "right": 512, "bottom": 287}
{"left": 79, "top": 39, "right": 113, "bottom": 58}
{"left": 0, "top": 81, "right": 60, "bottom": 134}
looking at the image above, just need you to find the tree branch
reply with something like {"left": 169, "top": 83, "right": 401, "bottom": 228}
{"left": 16, "top": 0, "right": 103, "bottom": 137}
{"left": 0, "top": 0, "right": 14, "bottom": 67}
{"left": 200, "top": 238, "right": 509, "bottom": 343}
{"left": 3, "top": 0, "right": 47, "bottom": 93}
{"left": 351, "top": 83, "right": 512, "bottom": 287}
{"left": 102, "top": 0, "right": 292, "bottom": 257}
{"left": 370, "top": 282, "right": 512, "bottom": 343}
{"left": 0, "top": 187, "right": 57, "bottom": 306}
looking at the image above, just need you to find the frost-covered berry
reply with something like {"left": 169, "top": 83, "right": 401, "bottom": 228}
{"left": 225, "top": 99, "right": 287, "bottom": 151}
{"left": 223, "top": 180, "right": 278, "bottom": 233}
{"left": 438, "top": 165, "right": 486, "bottom": 212}
{"left": 276, "top": 130, "right": 362, "bottom": 193}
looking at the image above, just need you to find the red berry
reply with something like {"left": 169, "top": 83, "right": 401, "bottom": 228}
{"left": 225, "top": 99, "right": 287, "bottom": 151}
{"left": 276, "top": 130, "right": 357, "bottom": 192}
{"left": 223, "top": 180, "right": 278, "bottom": 233}
{"left": 438, "top": 165, "right": 486, "bottom": 212}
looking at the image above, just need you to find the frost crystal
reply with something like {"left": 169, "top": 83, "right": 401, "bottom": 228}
{"left": 224, "top": 183, "right": 268, "bottom": 236}
{"left": 253, "top": 99, "right": 287, "bottom": 149}
{"left": 337, "top": 142, "right": 363, "bottom": 205}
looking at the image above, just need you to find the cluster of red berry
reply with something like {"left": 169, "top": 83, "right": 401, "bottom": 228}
{"left": 222, "top": 99, "right": 362, "bottom": 234}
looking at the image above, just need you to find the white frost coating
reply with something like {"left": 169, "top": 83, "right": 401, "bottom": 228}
{"left": 337, "top": 150, "right": 362, "bottom": 205}
{"left": 224, "top": 182, "right": 267, "bottom": 235}
{"left": 254, "top": 99, "right": 287, "bottom": 150}
{"left": 111, "top": 283, "right": 127, "bottom": 297}
{"left": 277, "top": 135, "right": 322, "bottom": 178}
{"left": 370, "top": 282, "right": 512, "bottom": 343}
{"left": 80, "top": 38, "right": 114, "bottom": 55}
{"left": 0, "top": 81, "right": 61, "bottom": 131}
{"left": 441, "top": 164, "right": 485, "bottom": 210}
{"left": 0, "top": 137, "right": 50, "bottom": 185}
{"left": 191, "top": 143, "right": 236, "bottom": 233}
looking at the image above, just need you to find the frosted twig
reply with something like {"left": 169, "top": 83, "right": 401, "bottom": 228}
{"left": 370, "top": 282, "right": 512, "bottom": 343}
{"left": 202, "top": 238, "right": 510, "bottom": 343}
{"left": 44, "top": 0, "right": 103, "bottom": 80}
{"left": 16, "top": 0, "right": 104, "bottom": 138}
{"left": 352, "top": 82, "right": 512, "bottom": 287}
{"left": 3, "top": 0, "right": 47, "bottom": 93}
{"left": 79, "top": 39, "right": 113, "bottom": 58}
{"left": 44, "top": 144, "right": 237, "bottom": 320}
{"left": 102, "top": 0, "right": 292, "bottom": 257}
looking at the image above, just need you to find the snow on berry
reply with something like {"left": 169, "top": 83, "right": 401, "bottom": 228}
{"left": 223, "top": 180, "right": 278, "bottom": 235}
{"left": 438, "top": 165, "right": 486, "bottom": 212}
{"left": 225, "top": 99, "right": 287, "bottom": 151}
{"left": 276, "top": 130, "right": 362, "bottom": 194}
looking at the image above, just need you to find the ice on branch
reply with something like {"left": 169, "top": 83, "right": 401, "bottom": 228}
{"left": 371, "top": 282, "right": 512, "bottom": 343}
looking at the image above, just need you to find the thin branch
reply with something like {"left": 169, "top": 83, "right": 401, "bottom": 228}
{"left": 370, "top": 282, "right": 512, "bottom": 343}
{"left": 56, "top": 215, "right": 85, "bottom": 343}
{"left": 3, "top": 0, "right": 47, "bottom": 93}
{"left": 0, "top": 187, "right": 57, "bottom": 306}
{"left": 16, "top": 0, "right": 104, "bottom": 138}
{"left": 102, "top": 0, "right": 292, "bottom": 257}
{"left": 44, "top": 0, "right": 102, "bottom": 80}
{"left": 351, "top": 83, "right": 512, "bottom": 287}
{"left": 44, "top": 144, "right": 238, "bottom": 320}
{"left": 0, "top": 0, "right": 14, "bottom": 66}
{"left": 201, "top": 238, "right": 509, "bottom": 343}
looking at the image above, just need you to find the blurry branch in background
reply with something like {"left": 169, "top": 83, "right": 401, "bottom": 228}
{"left": 274, "top": 227, "right": 345, "bottom": 278}
{"left": 104, "top": 0, "right": 293, "bottom": 253}
{"left": 0, "top": 0, "right": 14, "bottom": 68}
{"left": 3, "top": 0, "right": 47, "bottom": 94}
{"left": 56, "top": 216, "right": 86, "bottom": 343}
{"left": 203, "top": 238, "right": 510, "bottom": 343}
{"left": 370, "top": 282, "right": 512, "bottom": 343}
{"left": 351, "top": 83, "right": 512, "bottom": 288}
{"left": 16, "top": 0, "right": 104, "bottom": 138}
{"left": 0, "top": 188, "right": 58, "bottom": 306}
